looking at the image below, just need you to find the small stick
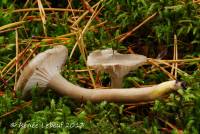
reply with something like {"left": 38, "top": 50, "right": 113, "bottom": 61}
{"left": 37, "top": 0, "right": 47, "bottom": 36}
{"left": 148, "top": 59, "right": 175, "bottom": 80}
{"left": 154, "top": 59, "right": 190, "bottom": 77}
{"left": 69, "top": 4, "right": 104, "bottom": 88}
{"left": 0, "top": 21, "right": 25, "bottom": 31}
{"left": 171, "top": 35, "right": 178, "bottom": 79}
{"left": 81, "top": 0, "right": 101, "bottom": 22}
{"left": 0, "top": 26, "right": 22, "bottom": 34}
{"left": 14, "top": 29, "right": 19, "bottom": 91}
{"left": 175, "top": 35, "right": 178, "bottom": 78}
{"left": 0, "top": 101, "right": 32, "bottom": 119}
{"left": 118, "top": 12, "right": 157, "bottom": 42}
{"left": 7, "top": 46, "right": 39, "bottom": 82}
{"left": 1, "top": 41, "right": 32, "bottom": 76}
{"left": 12, "top": 8, "right": 85, "bottom": 13}
{"left": 152, "top": 58, "right": 200, "bottom": 63}
{"left": 72, "top": 1, "right": 102, "bottom": 27}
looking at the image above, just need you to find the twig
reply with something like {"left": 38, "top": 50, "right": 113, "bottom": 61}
{"left": 153, "top": 59, "right": 190, "bottom": 77}
{"left": 117, "top": 12, "right": 157, "bottom": 42}
{"left": 171, "top": 35, "right": 178, "bottom": 79}
{"left": 57, "top": 32, "right": 78, "bottom": 38}
{"left": 12, "top": 8, "right": 85, "bottom": 13}
{"left": 193, "top": 0, "right": 200, "bottom": 4}
{"left": 1, "top": 41, "right": 32, "bottom": 76}
{"left": 0, "top": 101, "right": 32, "bottom": 119}
{"left": 14, "top": 29, "right": 19, "bottom": 92}
{"left": 72, "top": 1, "right": 102, "bottom": 27}
{"left": 157, "top": 117, "right": 183, "bottom": 134}
{"left": 23, "top": 0, "right": 30, "bottom": 8}
{"left": 37, "top": 0, "right": 47, "bottom": 36}
{"left": 70, "top": 4, "right": 103, "bottom": 60}
{"left": 148, "top": 59, "right": 176, "bottom": 80}
{"left": 175, "top": 35, "right": 178, "bottom": 78}
{"left": 69, "top": 2, "right": 104, "bottom": 89}
{"left": 7, "top": 45, "right": 39, "bottom": 82}
{"left": 67, "top": 0, "right": 77, "bottom": 22}
{"left": 81, "top": 0, "right": 101, "bottom": 22}
{"left": 153, "top": 58, "right": 200, "bottom": 63}
{"left": 0, "top": 26, "right": 23, "bottom": 34}
{"left": 0, "top": 21, "right": 26, "bottom": 31}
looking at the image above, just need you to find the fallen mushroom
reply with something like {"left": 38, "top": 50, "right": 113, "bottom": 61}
{"left": 16, "top": 45, "right": 185, "bottom": 103}
{"left": 16, "top": 45, "right": 68, "bottom": 97}
{"left": 87, "top": 48, "right": 147, "bottom": 88}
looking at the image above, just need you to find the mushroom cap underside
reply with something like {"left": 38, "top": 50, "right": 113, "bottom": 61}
{"left": 16, "top": 45, "right": 68, "bottom": 96}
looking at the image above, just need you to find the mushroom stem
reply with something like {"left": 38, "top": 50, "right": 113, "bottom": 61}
{"left": 48, "top": 73, "right": 90, "bottom": 100}
{"left": 110, "top": 75, "right": 123, "bottom": 88}
{"left": 48, "top": 73, "right": 182, "bottom": 103}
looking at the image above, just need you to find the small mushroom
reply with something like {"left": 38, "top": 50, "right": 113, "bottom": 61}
{"left": 87, "top": 48, "right": 147, "bottom": 88}
{"left": 16, "top": 45, "right": 185, "bottom": 102}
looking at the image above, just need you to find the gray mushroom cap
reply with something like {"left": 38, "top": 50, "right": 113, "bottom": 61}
{"left": 87, "top": 48, "right": 147, "bottom": 87}
{"left": 16, "top": 45, "right": 68, "bottom": 97}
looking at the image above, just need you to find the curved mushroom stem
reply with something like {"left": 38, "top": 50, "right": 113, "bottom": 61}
{"left": 48, "top": 73, "right": 183, "bottom": 103}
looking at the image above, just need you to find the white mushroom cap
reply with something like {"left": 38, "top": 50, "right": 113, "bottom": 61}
{"left": 16, "top": 45, "right": 68, "bottom": 97}
{"left": 87, "top": 48, "right": 147, "bottom": 87}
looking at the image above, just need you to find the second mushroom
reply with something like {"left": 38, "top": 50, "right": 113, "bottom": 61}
{"left": 87, "top": 48, "right": 147, "bottom": 88}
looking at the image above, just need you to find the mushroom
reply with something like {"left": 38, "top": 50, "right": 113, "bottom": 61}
{"left": 16, "top": 45, "right": 185, "bottom": 103}
{"left": 16, "top": 45, "right": 68, "bottom": 98}
{"left": 87, "top": 48, "right": 147, "bottom": 88}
